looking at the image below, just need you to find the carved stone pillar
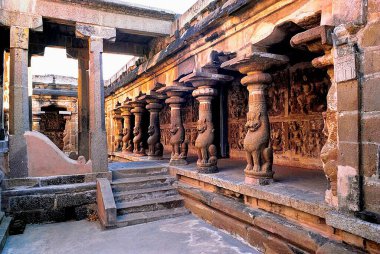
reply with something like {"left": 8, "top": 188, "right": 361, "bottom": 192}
{"left": 158, "top": 83, "right": 194, "bottom": 166}
{"left": 222, "top": 47, "right": 288, "bottom": 185}
{"left": 291, "top": 25, "right": 338, "bottom": 206}
{"left": 180, "top": 70, "right": 232, "bottom": 173}
{"left": 130, "top": 98, "right": 147, "bottom": 156}
{"left": 138, "top": 91, "right": 166, "bottom": 160}
{"left": 112, "top": 105, "right": 123, "bottom": 152}
{"left": 120, "top": 98, "right": 133, "bottom": 153}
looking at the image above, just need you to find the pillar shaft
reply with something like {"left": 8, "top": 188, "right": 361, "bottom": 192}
{"left": 9, "top": 26, "right": 30, "bottom": 177}
{"left": 88, "top": 38, "right": 108, "bottom": 172}
{"left": 77, "top": 48, "right": 90, "bottom": 159}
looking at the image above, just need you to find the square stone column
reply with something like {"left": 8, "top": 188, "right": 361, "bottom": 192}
{"left": 76, "top": 24, "right": 116, "bottom": 172}
{"left": 77, "top": 48, "right": 90, "bottom": 160}
{"left": 8, "top": 26, "right": 30, "bottom": 177}
{"left": 88, "top": 38, "right": 108, "bottom": 172}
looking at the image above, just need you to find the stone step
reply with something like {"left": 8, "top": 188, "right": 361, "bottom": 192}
{"left": 0, "top": 216, "right": 12, "bottom": 252}
{"left": 116, "top": 195, "right": 184, "bottom": 215}
{"left": 113, "top": 185, "right": 178, "bottom": 203}
{"left": 111, "top": 175, "right": 175, "bottom": 192}
{"left": 116, "top": 207, "right": 189, "bottom": 227}
{"left": 112, "top": 167, "right": 168, "bottom": 180}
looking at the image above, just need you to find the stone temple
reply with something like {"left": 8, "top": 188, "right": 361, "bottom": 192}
{"left": 0, "top": 0, "right": 379, "bottom": 253}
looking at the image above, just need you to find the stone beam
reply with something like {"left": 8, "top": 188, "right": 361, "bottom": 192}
{"left": 1, "top": 0, "right": 174, "bottom": 36}
{"left": 0, "top": 10, "right": 42, "bottom": 30}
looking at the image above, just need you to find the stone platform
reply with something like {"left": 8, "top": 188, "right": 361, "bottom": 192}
{"left": 109, "top": 157, "right": 380, "bottom": 253}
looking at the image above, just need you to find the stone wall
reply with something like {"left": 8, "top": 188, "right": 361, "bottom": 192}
{"left": 1, "top": 172, "right": 110, "bottom": 232}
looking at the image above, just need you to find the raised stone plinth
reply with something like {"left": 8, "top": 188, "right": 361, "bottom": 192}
{"left": 221, "top": 48, "right": 288, "bottom": 185}
{"left": 157, "top": 83, "right": 194, "bottom": 166}
{"left": 180, "top": 70, "right": 232, "bottom": 174}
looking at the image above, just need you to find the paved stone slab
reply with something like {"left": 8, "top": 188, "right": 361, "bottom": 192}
{"left": 3, "top": 215, "right": 259, "bottom": 254}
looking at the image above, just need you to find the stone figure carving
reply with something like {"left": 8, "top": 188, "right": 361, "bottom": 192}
{"left": 169, "top": 123, "right": 187, "bottom": 160}
{"left": 195, "top": 118, "right": 218, "bottom": 172}
{"left": 133, "top": 126, "right": 144, "bottom": 155}
{"left": 147, "top": 125, "right": 163, "bottom": 158}
{"left": 244, "top": 106, "right": 273, "bottom": 179}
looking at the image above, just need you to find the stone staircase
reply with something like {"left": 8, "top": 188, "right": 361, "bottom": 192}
{"left": 98, "top": 165, "right": 189, "bottom": 228}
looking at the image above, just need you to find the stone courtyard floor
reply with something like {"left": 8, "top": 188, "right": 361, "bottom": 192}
{"left": 3, "top": 215, "right": 259, "bottom": 254}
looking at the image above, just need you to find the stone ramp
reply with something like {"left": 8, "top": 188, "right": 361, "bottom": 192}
{"left": 97, "top": 165, "right": 189, "bottom": 228}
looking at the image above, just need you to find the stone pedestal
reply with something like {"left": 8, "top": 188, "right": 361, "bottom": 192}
{"left": 120, "top": 98, "right": 133, "bottom": 153}
{"left": 222, "top": 47, "right": 288, "bottom": 185}
{"left": 138, "top": 92, "right": 166, "bottom": 160}
{"left": 112, "top": 106, "right": 123, "bottom": 152}
{"left": 180, "top": 70, "right": 232, "bottom": 173}
{"left": 130, "top": 99, "right": 147, "bottom": 156}
{"left": 158, "top": 83, "right": 194, "bottom": 166}
{"left": 291, "top": 25, "right": 338, "bottom": 206}
{"left": 9, "top": 26, "right": 30, "bottom": 177}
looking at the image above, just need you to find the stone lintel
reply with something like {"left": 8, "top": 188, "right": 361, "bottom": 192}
{"left": 290, "top": 25, "right": 334, "bottom": 53}
{"left": 75, "top": 23, "right": 116, "bottom": 41}
{"left": 221, "top": 50, "right": 289, "bottom": 74}
{"left": 0, "top": 10, "right": 43, "bottom": 30}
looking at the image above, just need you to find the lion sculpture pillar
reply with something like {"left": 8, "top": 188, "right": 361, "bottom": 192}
{"left": 180, "top": 69, "right": 232, "bottom": 173}
{"left": 130, "top": 98, "right": 147, "bottom": 156}
{"left": 222, "top": 46, "right": 288, "bottom": 184}
{"left": 158, "top": 83, "right": 194, "bottom": 166}
{"left": 120, "top": 98, "right": 133, "bottom": 153}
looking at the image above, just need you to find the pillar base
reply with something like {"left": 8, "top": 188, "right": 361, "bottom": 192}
{"left": 197, "top": 165, "right": 218, "bottom": 174}
{"left": 245, "top": 176, "right": 274, "bottom": 185}
{"left": 9, "top": 134, "right": 28, "bottom": 178}
{"left": 169, "top": 158, "right": 188, "bottom": 166}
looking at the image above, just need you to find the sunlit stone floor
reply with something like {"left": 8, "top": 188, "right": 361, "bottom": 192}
{"left": 3, "top": 215, "right": 259, "bottom": 254}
